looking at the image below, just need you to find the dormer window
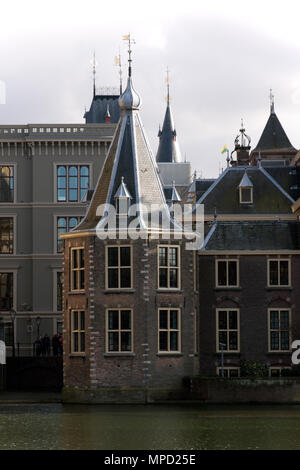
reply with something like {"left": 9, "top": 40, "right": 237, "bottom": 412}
{"left": 239, "top": 171, "right": 253, "bottom": 204}
{"left": 114, "top": 177, "right": 131, "bottom": 215}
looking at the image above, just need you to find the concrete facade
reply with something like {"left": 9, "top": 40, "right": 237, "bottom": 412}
{"left": 0, "top": 123, "right": 117, "bottom": 356}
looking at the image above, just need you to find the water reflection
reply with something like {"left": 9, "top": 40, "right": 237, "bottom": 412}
{"left": 0, "top": 404, "right": 300, "bottom": 450}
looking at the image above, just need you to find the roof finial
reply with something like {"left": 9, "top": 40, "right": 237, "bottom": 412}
{"left": 114, "top": 49, "right": 123, "bottom": 95}
{"left": 166, "top": 66, "right": 171, "bottom": 105}
{"left": 92, "top": 50, "right": 97, "bottom": 98}
{"left": 270, "top": 88, "right": 275, "bottom": 114}
{"left": 123, "top": 34, "right": 135, "bottom": 78}
{"left": 258, "top": 148, "right": 262, "bottom": 167}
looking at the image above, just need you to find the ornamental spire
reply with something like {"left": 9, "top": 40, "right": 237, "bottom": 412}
{"left": 270, "top": 88, "right": 275, "bottom": 114}
{"left": 119, "top": 34, "right": 141, "bottom": 111}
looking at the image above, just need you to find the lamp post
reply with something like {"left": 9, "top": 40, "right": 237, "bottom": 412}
{"left": 36, "top": 316, "right": 41, "bottom": 339}
{"left": 9, "top": 309, "right": 16, "bottom": 358}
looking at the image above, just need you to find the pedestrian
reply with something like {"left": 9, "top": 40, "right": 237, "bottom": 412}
{"left": 58, "top": 333, "right": 63, "bottom": 356}
{"left": 52, "top": 334, "right": 59, "bottom": 356}
{"left": 43, "top": 334, "right": 50, "bottom": 355}
{"left": 34, "top": 337, "right": 42, "bottom": 356}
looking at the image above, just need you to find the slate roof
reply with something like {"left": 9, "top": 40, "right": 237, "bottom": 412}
{"left": 84, "top": 95, "right": 121, "bottom": 124}
{"left": 194, "top": 166, "right": 296, "bottom": 215}
{"left": 75, "top": 71, "right": 183, "bottom": 235}
{"left": 253, "top": 111, "right": 296, "bottom": 153}
{"left": 156, "top": 104, "right": 182, "bottom": 163}
{"left": 202, "top": 221, "right": 300, "bottom": 251}
{"left": 263, "top": 166, "right": 300, "bottom": 201}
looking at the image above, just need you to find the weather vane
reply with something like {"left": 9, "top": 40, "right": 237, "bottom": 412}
{"left": 90, "top": 51, "right": 98, "bottom": 97}
{"left": 114, "top": 49, "right": 123, "bottom": 95}
{"left": 166, "top": 66, "right": 171, "bottom": 103}
{"left": 270, "top": 88, "right": 275, "bottom": 114}
{"left": 123, "top": 34, "right": 136, "bottom": 77}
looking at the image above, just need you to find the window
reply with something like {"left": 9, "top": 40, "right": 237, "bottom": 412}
{"left": 106, "top": 309, "right": 133, "bottom": 353}
{"left": 268, "top": 309, "right": 291, "bottom": 352}
{"left": 0, "top": 218, "right": 13, "bottom": 254}
{"left": 239, "top": 187, "right": 253, "bottom": 204}
{"left": 158, "top": 246, "right": 180, "bottom": 289}
{"left": 106, "top": 246, "right": 132, "bottom": 289}
{"left": 158, "top": 309, "right": 181, "bottom": 353}
{"left": 268, "top": 259, "right": 290, "bottom": 287}
{"left": 269, "top": 367, "right": 291, "bottom": 377}
{"left": 0, "top": 273, "right": 13, "bottom": 311}
{"left": 56, "top": 272, "right": 63, "bottom": 311}
{"left": 116, "top": 197, "right": 129, "bottom": 215}
{"left": 216, "top": 309, "right": 240, "bottom": 352}
{"left": 70, "top": 248, "right": 85, "bottom": 291}
{"left": 56, "top": 165, "right": 89, "bottom": 202}
{"left": 56, "top": 216, "right": 81, "bottom": 253}
{"left": 0, "top": 166, "right": 14, "bottom": 202}
{"left": 71, "top": 310, "right": 85, "bottom": 354}
{"left": 217, "top": 367, "right": 240, "bottom": 378}
{"left": 216, "top": 259, "right": 238, "bottom": 287}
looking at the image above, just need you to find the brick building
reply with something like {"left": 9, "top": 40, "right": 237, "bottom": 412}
{"left": 61, "top": 49, "right": 198, "bottom": 403}
{"left": 61, "top": 56, "right": 300, "bottom": 402}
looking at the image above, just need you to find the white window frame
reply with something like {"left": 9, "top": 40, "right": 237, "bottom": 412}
{"left": 268, "top": 308, "right": 292, "bottom": 353}
{"left": 217, "top": 367, "right": 240, "bottom": 378}
{"left": 105, "top": 245, "right": 133, "bottom": 290}
{"left": 70, "top": 247, "right": 85, "bottom": 292}
{"left": 105, "top": 308, "right": 133, "bottom": 354}
{"left": 239, "top": 186, "right": 253, "bottom": 204}
{"left": 215, "top": 258, "right": 239, "bottom": 288}
{"left": 70, "top": 309, "right": 86, "bottom": 355}
{"left": 269, "top": 366, "right": 291, "bottom": 377}
{"left": 158, "top": 308, "right": 181, "bottom": 354}
{"left": 267, "top": 258, "right": 291, "bottom": 287}
{"left": 216, "top": 309, "right": 240, "bottom": 353}
{"left": 157, "top": 245, "right": 181, "bottom": 290}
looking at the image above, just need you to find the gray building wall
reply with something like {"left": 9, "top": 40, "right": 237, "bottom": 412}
{"left": 0, "top": 123, "right": 116, "bottom": 355}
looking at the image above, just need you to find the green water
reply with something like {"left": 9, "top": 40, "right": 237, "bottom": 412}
{"left": 0, "top": 404, "right": 299, "bottom": 450}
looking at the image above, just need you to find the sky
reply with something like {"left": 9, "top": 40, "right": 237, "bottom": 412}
{"left": 1, "top": 0, "right": 300, "bottom": 178}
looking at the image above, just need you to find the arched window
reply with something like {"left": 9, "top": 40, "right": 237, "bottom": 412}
{"left": 68, "top": 166, "right": 78, "bottom": 202}
{"left": 57, "top": 166, "right": 67, "bottom": 202}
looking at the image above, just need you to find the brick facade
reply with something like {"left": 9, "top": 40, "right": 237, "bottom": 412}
{"left": 62, "top": 234, "right": 199, "bottom": 402}
{"left": 198, "top": 254, "right": 300, "bottom": 375}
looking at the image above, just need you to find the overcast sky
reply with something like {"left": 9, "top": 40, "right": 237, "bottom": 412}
{"left": 1, "top": 0, "right": 300, "bottom": 177}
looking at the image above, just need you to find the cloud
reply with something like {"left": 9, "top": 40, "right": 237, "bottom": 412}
{"left": 1, "top": 1, "right": 300, "bottom": 178}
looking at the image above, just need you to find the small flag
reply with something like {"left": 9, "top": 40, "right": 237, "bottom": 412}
{"left": 114, "top": 56, "right": 120, "bottom": 65}
{"left": 123, "top": 34, "right": 130, "bottom": 41}
{"left": 221, "top": 145, "right": 228, "bottom": 154}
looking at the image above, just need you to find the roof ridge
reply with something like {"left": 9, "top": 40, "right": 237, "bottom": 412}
{"left": 259, "top": 166, "right": 295, "bottom": 203}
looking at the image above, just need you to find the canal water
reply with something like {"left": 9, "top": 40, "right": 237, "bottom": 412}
{"left": 0, "top": 403, "right": 300, "bottom": 450}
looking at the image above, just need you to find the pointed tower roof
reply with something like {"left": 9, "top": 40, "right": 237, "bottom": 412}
{"left": 171, "top": 181, "right": 181, "bottom": 202}
{"left": 253, "top": 93, "right": 296, "bottom": 153}
{"left": 239, "top": 170, "right": 253, "bottom": 188}
{"left": 76, "top": 38, "right": 181, "bottom": 235}
{"left": 156, "top": 71, "right": 182, "bottom": 163}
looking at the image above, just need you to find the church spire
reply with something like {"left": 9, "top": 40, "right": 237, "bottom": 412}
{"left": 156, "top": 69, "right": 182, "bottom": 163}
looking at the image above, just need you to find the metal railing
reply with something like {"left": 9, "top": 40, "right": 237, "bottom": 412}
{"left": 5, "top": 342, "right": 63, "bottom": 358}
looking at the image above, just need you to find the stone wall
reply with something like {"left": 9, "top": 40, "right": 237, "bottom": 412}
{"left": 184, "top": 377, "right": 300, "bottom": 404}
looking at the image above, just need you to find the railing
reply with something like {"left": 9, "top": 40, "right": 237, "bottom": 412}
{"left": 5, "top": 342, "right": 63, "bottom": 358}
